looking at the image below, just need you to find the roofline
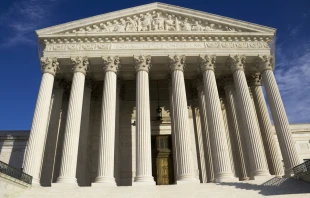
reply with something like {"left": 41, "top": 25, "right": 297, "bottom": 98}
{"left": 36, "top": 2, "right": 276, "bottom": 36}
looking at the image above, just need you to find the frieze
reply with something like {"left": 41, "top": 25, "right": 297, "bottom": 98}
{"left": 44, "top": 41, "right": 269, "bottom": 51}
{"left": 59, "top": 11, "right": 245, "bottom": 34}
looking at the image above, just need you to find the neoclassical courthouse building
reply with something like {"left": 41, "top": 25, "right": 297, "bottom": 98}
{"left": 1, "top": 2, "right": 310, "bottom": 197}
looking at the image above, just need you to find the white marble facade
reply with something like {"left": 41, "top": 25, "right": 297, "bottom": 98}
{"left": 1, "top": 2, "right": 309, "bottom": 188}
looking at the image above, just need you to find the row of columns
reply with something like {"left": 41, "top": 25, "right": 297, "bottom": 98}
{"left": 23, "top": 54, "right": 300, "bottom": 186}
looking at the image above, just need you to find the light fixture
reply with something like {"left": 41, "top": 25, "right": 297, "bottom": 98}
{"left": 156, "top": 80, "right": 162, "bottom": 120}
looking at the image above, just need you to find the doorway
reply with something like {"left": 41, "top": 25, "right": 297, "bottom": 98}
{"left": 151, "top": 135, "right": 174, "bottom": 185}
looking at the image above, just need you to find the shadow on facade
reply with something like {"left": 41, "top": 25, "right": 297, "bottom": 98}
{"left": 218, "top": 177, "right": 310, "bottom": 196}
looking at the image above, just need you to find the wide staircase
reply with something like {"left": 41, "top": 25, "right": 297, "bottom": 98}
{"left": 1, "top": 161, "right": 310, "bottom": 198}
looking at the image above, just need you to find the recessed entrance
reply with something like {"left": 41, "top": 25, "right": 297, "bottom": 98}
{"left": 151, "top": 135, "right": 174, "bottom": 185}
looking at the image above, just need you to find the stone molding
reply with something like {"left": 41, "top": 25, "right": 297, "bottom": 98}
{"left": 247, "top": 73, "right": 262, "bottom": 87}
{"left": 198, "top": 55, "right": 216, "bottom": 71}
{"left": 40, "top": 57, "right": 59, "bottom": 76}
{"left": 71, "top": 56, "right": 90, "bottom": 75}
{"left": 102, "top": 56, "right": 121, "bottom": 73}
{"left": 226, "top": 54, "right": 246, "bottom": 72}
{"left": 254, "top": 54, "right": 274, "bottom": 72}
{"left": 168, "top": 55, "right": 186, "bottom": 72}
{"left": 133, "top": 55, "right": 152, "bottom": 73}
{"left": 44, "top": 41, "right": 270, "bottom": 52}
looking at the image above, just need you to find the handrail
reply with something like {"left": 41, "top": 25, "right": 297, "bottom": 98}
{"left": 0, "top": 161, "right": 32, "bottom": 185}
{"left": 292, "top": 159, "right": 310, "bottom": 179}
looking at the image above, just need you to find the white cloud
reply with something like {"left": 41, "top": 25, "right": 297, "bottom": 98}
{"left": 0, "top": 0, "right": 61, "bottom": 47}
{"left": 274, "top": 43, "right": 310, "bottom": 123}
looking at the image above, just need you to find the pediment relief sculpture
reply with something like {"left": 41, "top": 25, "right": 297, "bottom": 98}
{"left": 61, "top": 11, "right": 246, "bottom": 34}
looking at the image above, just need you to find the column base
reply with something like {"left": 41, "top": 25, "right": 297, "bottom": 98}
{"left": 55, "top": 176, "right": 78, "bottom": 185}
{"left": 31, "top": 178, "right": 40, "bottom": 186}
{"left": 176, "top": 174, "right": 200, "bottom": 184}
{"left": 249, "top": 169, "right": 270, "bottom": 180}
{"left": 93, "top": 176, "right": 116, "bottom": 186}
{"left": 239, "top": 177, "right": 250, "bottom": 181}
{"left": 133, "top": 176, "right": 155, "bottom": 185}
{"left": 214, "top": 172, "right": 237, "bottom": 183}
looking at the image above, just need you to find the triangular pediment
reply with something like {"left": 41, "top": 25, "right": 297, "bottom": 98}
{"left": 36, "top": 2, "right": 275, "bottom": 36}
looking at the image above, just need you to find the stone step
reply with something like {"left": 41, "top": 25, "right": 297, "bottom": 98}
{"left": 10, "top": 177, "right": 310, "bottom": 198}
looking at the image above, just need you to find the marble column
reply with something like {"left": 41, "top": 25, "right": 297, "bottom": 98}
{"left": 227, "top": 55, "right": 270, "bottom": 179}
{"left": 222, "top": 76, "right": 249, "bottom": 180}
{"left": 114, "top": 78, "right": 122, "bottom": 185}
{"left": 40, "top": 79, "right": 68, "bottom": 186}
{"left": 94, "top": 56, "right": 120, "bottom": 185}
{"left": 195, "top": 76, "right": 215, "bottom": 182}
{"left": 198, "top": 55, "right": 235, "bottom": 182}
{"left": 255, "top": 55, "right": 300, "bottom": 176}
{"left": 167, "top": 74, "right": 179, "bottom": 183}
{"left": 23, "top": 57, "right": 59, "bottom": 184}
{"left": 76, "top": 79, "right": 93, "bottom": 186}
{"left": 133, "top": 55, "right": 155, "bottom": 185}
{"left": 248, "top": 74, "right": 284, "bottom": 176}
{"left": 168, "top": 55, "right": 198, "bottom": 183}
{"left": 191, "top": 88, "right": 208, "bottom": 183}
{"left": 56, "top": 57, "right": 89, "bottom": 184}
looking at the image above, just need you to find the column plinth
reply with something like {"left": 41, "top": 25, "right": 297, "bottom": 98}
{"left": 248, "top": 74, "right": 284, "bottom": 176}
{"left": 227, "top": 55, "right": 270, "bottom": 179}
{"left": 23, "top": 57, "right": 59, "bottom": 185}
{"left": 56, "top": 57, "right": 89, "bottom": 184}
{"left": 169, "top": 55, "right": 198, "bottom": 184}
{"left": 94, "top": 56, "right": 120, "bottom": 186}
{"left": 255, "top": 55, "right": 300, "bottom": 176}
{"left": 198, "top": 55, "right": 235, "bottom": 182}
{"left": 133, "top": 55, "right": 155, "bottom": 185}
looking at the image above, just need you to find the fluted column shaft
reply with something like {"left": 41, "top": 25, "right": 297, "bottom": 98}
{"left": 249, "top": 75, "right": 284, "bottom": 176}
{"left": 197, "top": 84, "right": 214, "bottom": 182}
{"left": 168, "top": 76, "right": 179, "bottom": 182}
{"left": 255, "top": 55, "right": 300, "bottom": 176}
{"left": 76, "top": 81, "right": 93, "bottom": 186}
{"left": 133, "top": 55, "right": 154, "bottom": 185}
{"left": 262, "top": 70, "right": 300, "bottom": 175}
{"left": 202, "top": 71, "right": 234, "bottom": 181}
{"left": 223, "top": 83, "right": 249, "bottom": 180}
{"left": 40, "top": 80, "right": 67, "bottom": 186}
{"left": 95, "top": 72, "right": 117, "bottom": 184}
{"left": 168, "top": 55, "right": 197, "bottom": 184}
{"left": 57, "top": 57, "right": 89, "bottom": 184}
{"left": 227, "top": 55, "right": 270, "bottom": 178}
{"left": 198, "top": 55, "right": 234, "bottom": 182}
{"left": 23, "top": 57, "right": 59, "bottom": 184}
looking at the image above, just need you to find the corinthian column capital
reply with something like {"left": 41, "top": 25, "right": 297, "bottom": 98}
{"left": 254, "top": 54, "right": 274, "bottom": 73}
{"left": 40, "top": 57, "right": 59, "bottom": 76}
{"left": 133, "top": 55, "right": 152, "bottom": 73}
{"left": 71, "top": 56, "right": 89, "bottom": 75}
{"left": 102, "top": 56, "right": 121, "bottom": 73}
{"left": 168, "top": 55, "right": 186, "bottom": 72}
{"left": 226, "top": 55, "right": 246, "bottom": 72}
{"left": 198, "top": 55, "right": 216, "bottom": 71}
{"left": 247, "top": 73, "right": 262, "bottom": 87}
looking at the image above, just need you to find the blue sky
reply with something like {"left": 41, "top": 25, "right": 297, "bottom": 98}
{"left": 0, "top": 0, "right": 309, "bottom": 130}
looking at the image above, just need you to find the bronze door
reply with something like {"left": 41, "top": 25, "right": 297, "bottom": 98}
{"left": 151, "top": 135, "right": 174, "bottom": 185}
